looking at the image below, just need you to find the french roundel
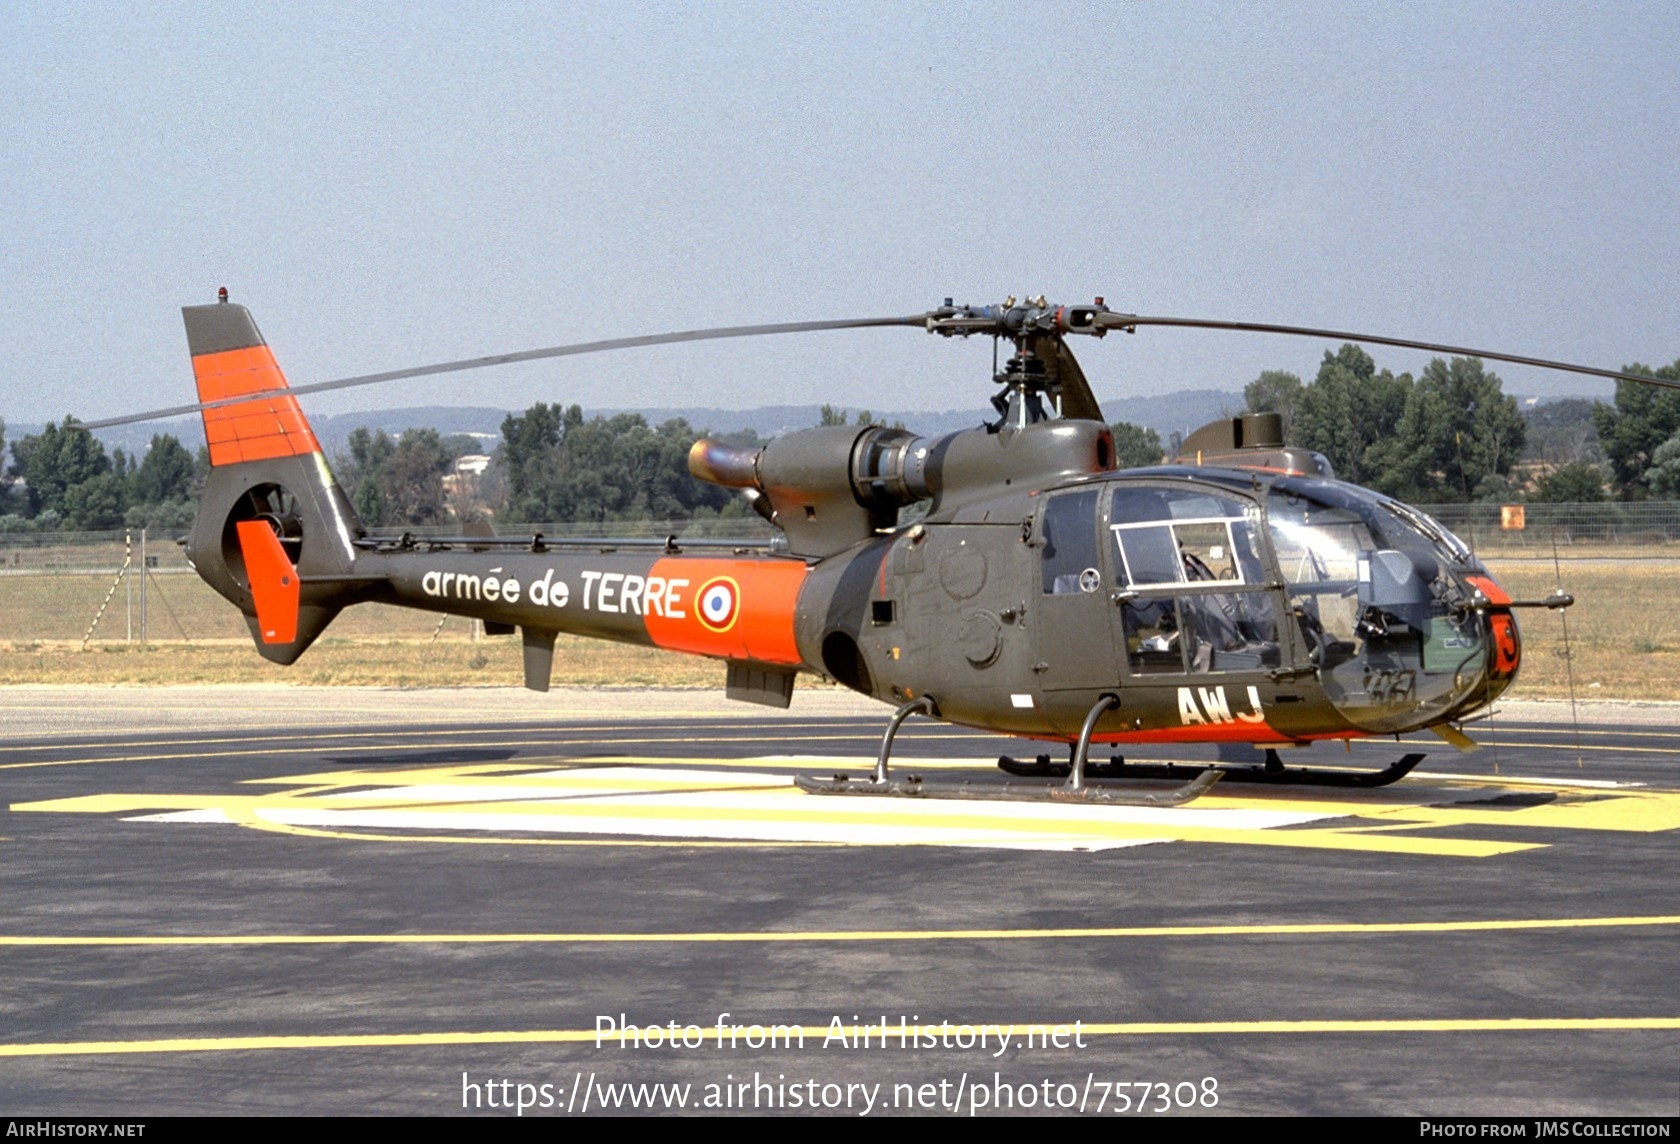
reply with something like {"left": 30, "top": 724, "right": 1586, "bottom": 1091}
{"left": 695, "top": 576, "right": 741, "bottom": 633}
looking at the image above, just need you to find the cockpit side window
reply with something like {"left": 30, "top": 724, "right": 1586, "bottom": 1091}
{"left": 1110, "top": 487, "right": 1259, "bottom": 588}
{"left": 1110, "top": 485, "right": 1281, "bottom": 674}
{"left": 1040, "top": 489, "right": 1101, "bottom": 595}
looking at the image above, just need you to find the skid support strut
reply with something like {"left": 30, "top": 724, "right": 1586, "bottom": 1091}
{"left": 796, "top": 695, "right": 937, "bottom": 796}
{"left": 1065, "top": 693, "right": 1120, "bottom": 793}
{"left": 797, "top": 692, "right": 1219, "bottom": 805}
{"left": 873, "top": 695, "right": 938, "bottom": 784}
{"left": 1045, "top": 694, "right": 1221, "bottom": 805}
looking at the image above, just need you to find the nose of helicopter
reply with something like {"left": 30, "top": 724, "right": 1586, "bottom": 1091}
{"left": 1307, "top": 568, "right": 1521, "bottom": 735}
{"left": 1464, "top": 572, "right": 1522, "bottom": 693}
{"left": 1263, "top": 479, "right": 1526, "bottom": 735}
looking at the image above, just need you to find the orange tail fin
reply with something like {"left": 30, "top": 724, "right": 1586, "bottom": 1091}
{"left": 185, "top": 302, "right": 321, "bottom": 466}
{"left": 235, "top": 520, "right": 301, "bottom": 645}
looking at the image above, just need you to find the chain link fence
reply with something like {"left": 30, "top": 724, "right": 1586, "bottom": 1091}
{"left": 1410, "top": 502, "right": 1680, "bottom": 556}
{"left": 0, "top": 518, "right": 776, "bottom": 644}
{"left": 0, "top": 528, "right": 210, "bottom": 644}
{"left": 0, "top": 506, "right": 1672, "bottom": 644}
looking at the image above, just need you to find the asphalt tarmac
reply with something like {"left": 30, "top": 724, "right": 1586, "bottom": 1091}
{"left": 1, "top": 687, "right": 1676, "bottom": 1117}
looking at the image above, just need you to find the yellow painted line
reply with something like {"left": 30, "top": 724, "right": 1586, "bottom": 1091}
{"left": 1410, "top": 772, "right": 1639, "bottom": 791}
{"left": 4, "top": 1017, "right": 1676, "bottom": 1057}
{"left": 0, "top": 720, "right": 925, "bottom": 755}
{"left": 229, "top": 820, "right": 836, "bottom": 849}
{"left": 1371, "top": 741, "right": 1680, "bottom": 758}
{"left": 6, "top": 719, "right": 1673, "bottom": 759}
{"left": 1373, "top": 727, "right": 1680, "bottom": 743}
{"left": 1361, "top": 796, "right": 1680, "bottom": 834}
{"left": 0, "top": 734, "right": 977, "bottom": 772}
{"left": 3, "top": 913, "right": 1675, "bottom": 947}
{"left": 245, "top": 758, "right": 1002, "bottom": 786}
{"left": 8, "top": 736, "right": 1675, "bottom": 777}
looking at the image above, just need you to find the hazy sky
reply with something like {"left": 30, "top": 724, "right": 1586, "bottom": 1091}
{"left": 4, "top": 2, "right": 1676, "bottom": 428}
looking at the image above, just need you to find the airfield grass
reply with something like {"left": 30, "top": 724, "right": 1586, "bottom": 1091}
{"left": 1, "top": 559, "right": 1677, "bottom": 700}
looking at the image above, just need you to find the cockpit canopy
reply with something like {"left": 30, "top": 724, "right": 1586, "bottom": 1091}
{"left": 1080, "top": 471, "right": 1502, "bottom": 732}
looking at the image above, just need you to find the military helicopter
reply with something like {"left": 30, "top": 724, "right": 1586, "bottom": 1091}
{"left": 90, "top": 292, "right": 1670, "bottom": 805}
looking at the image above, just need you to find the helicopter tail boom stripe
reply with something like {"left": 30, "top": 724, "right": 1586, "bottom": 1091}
{"left": 643, "top": 557, "right": 805, "bottom": 665}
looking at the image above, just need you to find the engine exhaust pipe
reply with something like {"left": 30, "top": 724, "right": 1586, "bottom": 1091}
{"left": 688, "top": 438, "right": 761, "bottom": 488}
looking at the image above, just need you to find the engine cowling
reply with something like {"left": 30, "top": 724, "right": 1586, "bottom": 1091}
{"left": 689, "top": 418, "right": 1116, "bottom": 557}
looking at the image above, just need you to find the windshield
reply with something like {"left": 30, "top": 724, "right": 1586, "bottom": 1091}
{"left": 1265, "top": 477, "right": 1490, "bottom": 732}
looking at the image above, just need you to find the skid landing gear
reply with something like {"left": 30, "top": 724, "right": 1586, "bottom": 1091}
{"left": 796, "top": 694, "right": 1223, "bottom": 806}
{"left": 999, "top": 748, "right": 1427, "bottom": 788}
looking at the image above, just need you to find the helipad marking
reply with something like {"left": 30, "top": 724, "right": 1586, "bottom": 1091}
{"left": 18, "top": 756, "right": 1669, "bottom": 855}
{"left": 20, "top": 754, "right": 1676, "bottom": 855}
{"left": 3, "top": 913, "right": 1675, "bottom": 947}
{"left": 14, "top": 759, "right": 1529, "bottom": 855}
{"left": 3, "top": 717, "right": 1673, "bottom": 759}
{"left": 3, "top": 1017, "right": 1676, "bottom": 1058}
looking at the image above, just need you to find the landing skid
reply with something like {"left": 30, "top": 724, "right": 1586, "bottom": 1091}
{"left": 794, "top": 768, "right": 1222, "bottom": 806}
{"left": 998, "top": 749, "right": 1426, "bottom": 789}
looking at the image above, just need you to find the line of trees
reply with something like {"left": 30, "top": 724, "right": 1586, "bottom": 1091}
{"left": 498, "top": 404, "right": 756, "bottom": 525}
{"left": 334, "top": 427, "right": 472, "bottom": 527}
{"left": 1, "top": 418, "right": 200, "bottom": 531}
{"left": 1243, "top": 348, "right": 1680, "bottom": 504}
{"left": 5, "top": 352, "right": 1679, "bottom": 533}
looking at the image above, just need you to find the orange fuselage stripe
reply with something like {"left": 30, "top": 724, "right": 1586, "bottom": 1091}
{"left": 643, "top": 557, "right": 806, "bottom": 666}
{"left": 1094, "top": 722, "right": 1294, "bottom": 745}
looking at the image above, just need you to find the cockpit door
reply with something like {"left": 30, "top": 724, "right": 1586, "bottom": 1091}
{"left": 1107, "top": 485, "right": 1294, "bottom": 681}
{"left": 1030, "top": 488, "right": 1123, "bottom": 693}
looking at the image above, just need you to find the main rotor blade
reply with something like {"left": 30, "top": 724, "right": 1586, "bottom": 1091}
{"left": 81, "top": 314, "right": 931, "bottom": 431}
{"left": 1098, "top": 313, "right": 1680, "bottom": 390}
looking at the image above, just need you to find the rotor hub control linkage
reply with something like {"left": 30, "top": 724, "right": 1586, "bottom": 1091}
{"left": 923, "top": 297, "right": 1124, "bottom": 340}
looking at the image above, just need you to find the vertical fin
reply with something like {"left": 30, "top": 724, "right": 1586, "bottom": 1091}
{"left": 184, "top": 303, "right": 321, "bottom": 467}
{"left": 184, "top": 300, "right": 363, "bottom": 666}
{"left": 522, "top": 627, "right": 558, "bottom": 692}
